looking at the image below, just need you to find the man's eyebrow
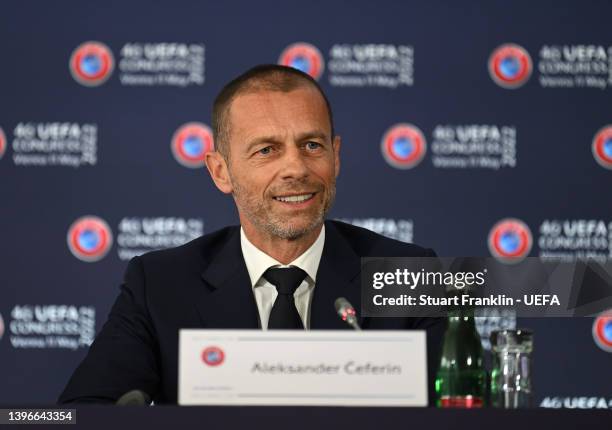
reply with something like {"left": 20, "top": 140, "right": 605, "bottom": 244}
{"left": 296, "top": 131, "right": 329, "bottom": 142}
{"left": 244, "top": 131, "right": 329, "bottom": 153}
{"left": 244, "top": 136, "right": 283, "bottom": 153}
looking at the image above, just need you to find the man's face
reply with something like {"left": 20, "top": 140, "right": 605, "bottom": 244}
{"left": 223, "top": 86, "right": 340, "bottom": 240}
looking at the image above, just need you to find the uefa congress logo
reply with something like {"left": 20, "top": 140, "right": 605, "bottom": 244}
{"left": 0, "top": 127, "right": 6, "bottom": 160}
{"left": 279, "top": 42, "right": 324, "bottom": 80}
{"left": 488, "top": 218, "right": 533, "bottom": 263}
{"left": 592, "top": 125, "right": 612, "bottom": 170}
{"left": 171, "top": 122, "right": 214, "bottom": 168}
{"left": 381, "top": 123, "right": 427, "bottom": 169}
{"left": 67, "top": 216, "right": 113, "bottom": 262}
{"left": 488, "top": 44, "right": 532, "bottom": 89}
{"left": 201, "top": 346, "right": 225, "bottom": 366}
{"left": 70, "top": 41, "right": 114, "bottom": 87}
{"left": 592, "top": 312, "right": 612, "bottom": 353}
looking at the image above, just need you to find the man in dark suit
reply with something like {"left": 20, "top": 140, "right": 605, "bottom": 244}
{"left": 59, "top": 65, "right": 445, "bottom": 405}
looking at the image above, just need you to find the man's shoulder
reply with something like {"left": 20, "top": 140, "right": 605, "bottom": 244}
{"left": 327, "top": 220, "right": 435, "bottom": 257}
{"left": 132, "top": 220, "right": 434, "bottom": 271}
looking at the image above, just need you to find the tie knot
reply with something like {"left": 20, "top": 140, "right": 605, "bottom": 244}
{"left": 263, "top": 267, "right": 307, "bottom": 295}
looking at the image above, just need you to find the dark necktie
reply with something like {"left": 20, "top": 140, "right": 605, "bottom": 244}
{"left": 263, "top": 267, "right": 307, "bottom": 329}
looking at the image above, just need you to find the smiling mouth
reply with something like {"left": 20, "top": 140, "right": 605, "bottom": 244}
{"left": 273, "top": 193, "right": 316, "bottom": 203}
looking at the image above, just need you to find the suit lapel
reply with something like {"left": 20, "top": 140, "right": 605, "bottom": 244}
{"left": 196, "top": 227, "right": 260, "bottom": 329}
{"left": 310, "top": 221, "right": 363, "bottom": 330}
{"left": 195, "top": 221, "right": 364, "bottom": 330}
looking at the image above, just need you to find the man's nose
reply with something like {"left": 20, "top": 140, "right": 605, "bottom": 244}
{"left": 279, "top": 145, "right": 309, "bottom": 179}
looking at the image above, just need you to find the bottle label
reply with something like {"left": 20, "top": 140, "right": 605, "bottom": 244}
{"left": 439, "top": 395, "right": 484, "bottom": 408}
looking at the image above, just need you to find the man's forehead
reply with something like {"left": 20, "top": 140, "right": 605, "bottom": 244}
{"left": 227, "top": 87, "right": 331, "bottom": 137}
{"left": 230, "top": 86, "right": 326, "bottom": 112}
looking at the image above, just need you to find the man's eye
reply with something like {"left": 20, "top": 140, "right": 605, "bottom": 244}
{"left": 258, "top": 146, "right": 272, "bottom": 155}
{"left": 306, "top": 142, "right": 322, "bottom": 150}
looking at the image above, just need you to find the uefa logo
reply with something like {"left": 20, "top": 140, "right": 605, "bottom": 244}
{"left": 201, "top": 346, "right": 225, "bottom": 366}
{"left": 70, "top": 41, "right": 115, "bottom": 87}
{"left": 488, "top": 218, "right": 533, "bottom": 263}
{"left": 592, "top": 125, "right": 612, "bottom": 170}
{"left": 0, "top": 127, "right": 6, "bottom": 160}
{"left": 381, "top": 123, "right": 427, "bottom": 169}
{"left": 488, "top": 44, "right": 532, "bottom": 89}
{"left": 67, "top": 216, "right": 113, "bottom": 262}
{"left": 592, "top": 311, "right": 612, "bottom": 353}
{"left": 279, "top": 42, "right": 325, "bottom": 80}
{"left": 171, "top": 122, "right": 214, "bottom": 168}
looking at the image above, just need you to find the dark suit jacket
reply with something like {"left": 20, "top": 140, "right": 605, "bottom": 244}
{"left": 59, "top": 220, "right": 445, "bottom": 405}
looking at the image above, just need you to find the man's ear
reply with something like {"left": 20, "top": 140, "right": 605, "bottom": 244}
{"left": 333, "top": 135, "right": 341, "bottom": 178}
{"left": 205, "top": 151, "right": 233, "bottom": 194}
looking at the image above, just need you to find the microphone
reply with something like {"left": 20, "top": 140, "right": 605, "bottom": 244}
{"left": 334, "top": 297, "right": 361, "bottom": 330}
{"left": 116, "top": 390, "right": 151, "bottom": 406}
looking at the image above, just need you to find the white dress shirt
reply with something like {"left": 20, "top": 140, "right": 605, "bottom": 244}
{"left": 240, "top": 225, "right": 325, "bottom": 330}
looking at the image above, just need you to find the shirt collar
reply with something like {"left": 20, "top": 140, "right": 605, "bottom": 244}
{"left": 240, "top": 225, "right": 325, "bottom": 287}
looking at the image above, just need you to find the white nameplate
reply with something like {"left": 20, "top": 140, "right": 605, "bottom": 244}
{"left": 179, "top": 330, "right": 428, "bottom": 406}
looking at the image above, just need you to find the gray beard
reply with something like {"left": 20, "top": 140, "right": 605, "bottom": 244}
{"left": 230, "top": 176, "right": 335, "bottom": 241}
